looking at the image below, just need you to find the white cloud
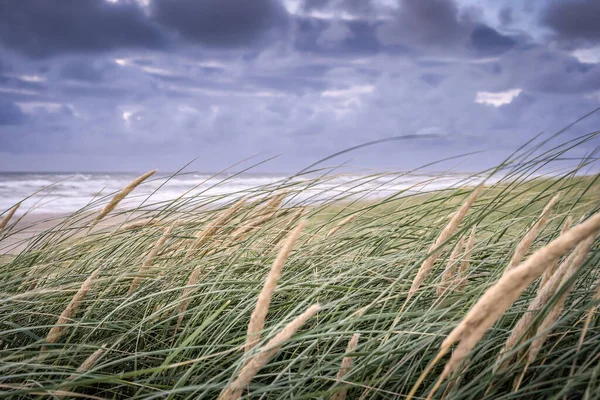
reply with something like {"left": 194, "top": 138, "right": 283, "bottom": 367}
{"left": 572, "top": 46, "right": 600, "bottom": 64}
{"left": 475, "top": 88, "right": 521, "bottom": 107}
{"left": 19, "top": 75, "right": 46, "bottom": 83}
{"left": 16, "top": 102, "right": 68, "bottom": 113}
{"left": 322, "top": 85, "right": 374, "bottom": 98}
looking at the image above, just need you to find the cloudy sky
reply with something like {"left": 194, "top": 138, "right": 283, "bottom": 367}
{"left": 1, "top": 0, "right": 599, "bottom": 173}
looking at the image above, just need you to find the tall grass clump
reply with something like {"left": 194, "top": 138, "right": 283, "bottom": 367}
{"left": 0, "top": 127, "right": 599, "bottom": 399}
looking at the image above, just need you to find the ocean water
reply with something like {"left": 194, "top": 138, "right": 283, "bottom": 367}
{"left": 0, "top": 171, "right": 480, "bottom": 215}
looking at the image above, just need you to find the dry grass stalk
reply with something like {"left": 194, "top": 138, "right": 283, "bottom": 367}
{"left": 245, "top": 220, "right": 306, "bottom": 353}
{"left": 456, "top": 226, "right": 477, "bottom": 291}
{"left": 327, "top": 213, "right": 359, "bottom": 238}
{"left": 92, "top": 170, "right": 156, "bottom": 226}
{"left": 570, "top": 278, "right": 600, "bottom": 378}
{"left": 495, "top": 221, "right": 582, "bottom": 370}
{"left": 218, "top": 304, "right": 320, "bottom": 400}
{"left": 406, "top": 212, "right": 600, "bottom": 400}
{"left": 407, "top": 185, "right": 483, "bottom": 302}
{"left": 40, "top": 269, "right": 101, "bottom": 357}
{"left": 229, "top": 193, "right": 286, "bottom": 243}
{"left": 56, "top": 344, "right": 107, "bottom": 399}
{"left": 540, "top": 217, "right": 571, "bottom": 289}
{"left": 268, "top": 207, "right": 307, "bottom": 248}
{"left": 174, "top": 266, "right": 205, "bottom": 332}
{"left": 128, "top": 225, "right": 174, "bottom": 295}
{"left": 330, "top": 333, "right": 360, "bottom": 400}
{"left": 0, "top": 203, "right": 20, "bottom": 232}
{"left": 514, "top": 233, "right": 597, "bottom": 389}
{"left": 437, "top": 236, "right": 465, "bottom": 296}
{"left": 120, "top": 218, "right": 154, "bottom": 231}
{"left": 185, "top": 197, "right": 247, "bottom": 260}
{"left": 75, "top": 344, "right": 107, "bottom": 373}
{"left": 504, "top": 195, "right": 560, "bottom": 275}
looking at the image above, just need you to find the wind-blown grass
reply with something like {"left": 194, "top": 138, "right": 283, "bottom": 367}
{"left": 0, "top": 129, "right": 599, "bottom": 399}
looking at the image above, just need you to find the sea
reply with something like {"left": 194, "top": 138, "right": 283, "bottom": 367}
{"left": 0, "top": 171, "right": 482, "bottom": 215}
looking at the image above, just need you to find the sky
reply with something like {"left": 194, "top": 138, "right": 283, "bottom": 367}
{"left": 1, "top": 0, "right": 600, "bottom": 173}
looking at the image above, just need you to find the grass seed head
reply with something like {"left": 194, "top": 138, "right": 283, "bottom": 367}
{"left": 93, "top": 170, "right": 156, "bottom": 225}
{"left": 0, "top": 203, "right": 20, "bottom": 232}
{"left": 245, "top": 220, "right": 306, "bottom": 353}
{"left": 504, "top": 194, "right": 559, "bottom": 275}
{"left": 407, "top": 184, "right": 482, "bottom": 301}
{"left": 219, "top": 304, "right": 320, "bottom": 400}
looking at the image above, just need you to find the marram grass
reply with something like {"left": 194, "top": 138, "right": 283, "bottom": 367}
{"left": 1, "top": 132, "right": 600, "bottom": 399}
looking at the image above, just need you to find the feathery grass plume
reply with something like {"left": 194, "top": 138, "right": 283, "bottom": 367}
{"left": 174, "top": 266, "right": 205, "bottom": 332}
{"left": 571, "top": 278, "right": 600, "bottom": 378}
{"left": 330, "top": 333, "right": 360, "bottom": 400}
{"left": 0, "top": 203, "right": 20, "bottom": 232}
{"left": 495, "top": 220, "right": 582, "bottom": 370}
{"left": 406, "top": 212, "right": 600, "bottom": 400}
{"left": 40, "top": 269, "right": 101, "bottom": 357}
{"left": 185, "top": 197, "right": 247, "bottom": 260}
{"left": 327, "top": 213, "right": 359, "bottom": 238}
{"left": 407, "top": 184, "right": 482, "bottom": 302}
{"left": 437, "top": 236, "right": 465, "bottom": 296}
{"left": 92, "top": 170, "right": 156, "bottom": 226}
{"left": 514, "top": 233, "right": 598, "bottom": 389}
{"left": 219, "top": 304, "right": 321, "bottom": 400}
{"left": 120, "top": 218, "right": 154, "bottom": 231}
{"left": 128, "top": 225, "right": 173, "bottom": 295}
{"left": 245, "top": 220, "right": 306, "bottom": 353}
{"left": 540, "top": 216, "right": 571, "bottom": 289}
{"left": 229, "top": 192, "right": 286, "bottom": 243}
{"left": 456, "top": 226, "right": 476, "bottom": 292}
{"left": 504, "top": 195, "right": 559, "bottom": 275}
{"left": 56, "top": 344, "right": 107, "bottom": 399}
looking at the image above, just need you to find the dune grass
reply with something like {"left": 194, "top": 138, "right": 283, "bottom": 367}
{"left": 0, "top": 130, "right": 599, "bottom": 399}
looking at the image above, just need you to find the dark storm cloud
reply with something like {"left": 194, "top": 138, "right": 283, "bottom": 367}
{"left": 151, "top": 0, "right": 289, "bottom": 48}
{"left": 60, "top": 60, "right": 113, "bottom": 82}
{"left": 1, "top": 0, "right": 599, "bottom": 173}
{"left": 0, "top": 99, "right": 26, "bottom": 125}
{"left": 541, "top": 0, "right": 600, "bottom": 47}
{"left": 378, "top": 0, "right": 468, "bottom": 49}
{"left": 377, "top": 0, "right": 517, "bottom": 57}
{"left": 0, "top": 0, "right": 165, "bottom": 58}
{"left": 469, "top": 24, "right": 516, "bottom": 56}
{"left": 294, "top": 17, "right": 381, "bottom": 55}
{"left": 301, "top": 0, "right": 376, "bottom": 15}
{"left": 498, "top": 7, "right": 513, "bottom": 26}
{"left": 497, "top": 47, "right": 600, "bottom": 94}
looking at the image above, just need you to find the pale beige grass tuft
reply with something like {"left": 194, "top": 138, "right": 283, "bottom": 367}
{"left": 437, "top": 236, "right": 465, "bottom": 296}
{"left": 92, "top": 170, "right": 156, "bottom": 226}
{"left": 504, "top": 195, "right": 559, "bottom": 275}
{"left": 0, "top": 203, "right": 20, "bottom": 232}
{"left": 40, "top": 269, "right": 101, "bottom": 357}
{"left": 456, "top": 226, "right": 477, "bottom": 292}
{"left": 407, "top": 184, "right": 483, "bottom": 302}
{"left": 185, "top": 197, "right": 247, "bottom": 260}
{"left": 327, "top": 213, "right": 359, "bottom": 238}
{"left": 570, "top": 277, "right": 600, "bottom": 378}
{"left": 174, "top": 266, "right": 207, "bottom": 333}
{"left": 56, "top": 344, "right": 107, "bottom": 399}
{"left": 540, "top": 216, "right": 571, "bottom": 289}
{"left": 495, "top": 219, "right": 581, "bottom": 370}
{"left": 245, "top": 220, "right": 306, "bottom": 353}
{"left": 218, "top": 304, "right": 320, "bottom": 400}
{"left": 229, "top": 192, "right": 286, "bottom": 243}
{"left": 514, "top": 232, "right": 597, "bottom": 390}
{"left": 330, "top": 333, "right": 360, "bottom": 400}
{"left": 406, "top": 211, "right": 600, "bottom": 400}
{"left": 120, "top": 218, "right": 155, "bottom": 231}
{"left": 128, "top": 225, "right": 174, "bottom": 295}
